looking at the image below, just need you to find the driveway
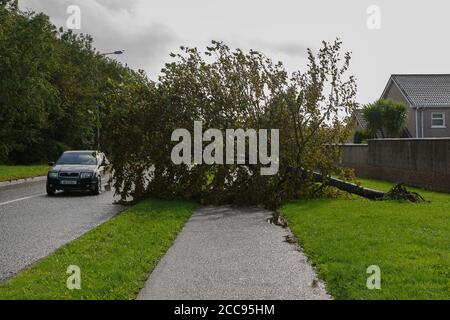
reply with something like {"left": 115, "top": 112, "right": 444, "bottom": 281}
{"left": 0, "top": 180, "right": 124, "bottom": 282}
{"left": 138, "top": 206, "right": 331, "bottom": 300}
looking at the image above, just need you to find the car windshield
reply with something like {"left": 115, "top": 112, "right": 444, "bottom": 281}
{"left": 57, "top": 152, "right": 97, "bottom": 165}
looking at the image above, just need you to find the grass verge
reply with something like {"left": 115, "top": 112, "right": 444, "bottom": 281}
{"left": 0, "top": 199, "right": 196, "bottom": 300}
{"left": 282, "top": 179, "right": 450, "bottom": 300}
{"left": 0, "top": 165, "right": 50, "bottom": 182}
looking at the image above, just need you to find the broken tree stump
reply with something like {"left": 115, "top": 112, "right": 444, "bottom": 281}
{"left": 383, "top": 184, "right": 426, "bottom": 203}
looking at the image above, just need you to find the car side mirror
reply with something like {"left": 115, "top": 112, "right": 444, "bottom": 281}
{"left": 48, "top": 161, "right": 55, "bottom": 167}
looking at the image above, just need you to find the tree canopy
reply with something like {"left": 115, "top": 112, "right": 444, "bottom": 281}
{"left": 103, "top": 41, "right": 358, "bottom": 208}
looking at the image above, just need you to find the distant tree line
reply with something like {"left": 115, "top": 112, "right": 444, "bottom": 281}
{"left": 0, "top": 0, "right": 132, "bottom": 164}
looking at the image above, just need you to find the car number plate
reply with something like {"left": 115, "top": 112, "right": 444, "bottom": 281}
{"left": 61, "top": 180, "right": 77, "bottom": 185}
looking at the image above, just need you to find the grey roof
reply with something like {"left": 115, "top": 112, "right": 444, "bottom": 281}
{"left": 353, "top": 109, "right": 367, "bottom": 128}
{"left": 387, "top": 74, "right": 450, "bottom": 107}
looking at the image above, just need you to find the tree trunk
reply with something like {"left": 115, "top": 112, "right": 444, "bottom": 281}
{"left": 311, "top": 172, "right": 385, "bottom": 200}
{"left": 289, "top": 167, "right": 386, "bottom": 200}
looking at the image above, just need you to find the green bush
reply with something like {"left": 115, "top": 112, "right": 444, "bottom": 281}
{"left": 362, "top": 99, "right": 407, "bottom": 138}
{"left": 353, "top": 130, "right": 368, "bottom": 144}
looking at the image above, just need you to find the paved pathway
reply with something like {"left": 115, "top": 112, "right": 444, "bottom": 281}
{"left": 138, "top": 206, "right": 330, "bottom": 300}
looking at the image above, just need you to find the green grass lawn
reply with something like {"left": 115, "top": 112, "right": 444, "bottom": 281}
{"left": 0, "top": 199, "right": 196, "bottom": 300}
{"left": 0, "top": 165, "right": 50, "bottom": 182}
{"left": 282, "top": 179, "right": 450, "bottom": 300}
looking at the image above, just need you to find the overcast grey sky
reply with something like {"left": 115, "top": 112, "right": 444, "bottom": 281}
{"left": 19, "top": 0, "right": 450, "bottom": 104}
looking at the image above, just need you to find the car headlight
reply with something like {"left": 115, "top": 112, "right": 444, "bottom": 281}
{"left": 48, "top": 172, "right": 58, "bottom": 179}
{"left": 80, "top": 172, "right": 93, "bottom": 179}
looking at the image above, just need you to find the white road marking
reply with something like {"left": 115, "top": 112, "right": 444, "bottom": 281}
{"left": 0, "top": 194, "right": 43, "bottom": 207}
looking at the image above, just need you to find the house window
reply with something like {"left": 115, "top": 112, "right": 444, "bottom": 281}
{"left": 431, "top": 113, "right": 445, "bottom": 128}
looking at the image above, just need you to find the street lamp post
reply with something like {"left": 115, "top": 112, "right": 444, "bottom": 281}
{"left": 93, "top": 50, "right": 125, "bottom": 150}
{"left": 101, "top": 50, "right": 125, "bottom": 56}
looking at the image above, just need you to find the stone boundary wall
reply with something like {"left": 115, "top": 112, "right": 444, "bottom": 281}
{"left": 339, "top": 139, "right": 450, "bottom": 193}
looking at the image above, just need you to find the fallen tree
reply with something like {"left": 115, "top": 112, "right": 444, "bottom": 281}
{"left": 104, "top": 40, "right": 425, "bottom": 208}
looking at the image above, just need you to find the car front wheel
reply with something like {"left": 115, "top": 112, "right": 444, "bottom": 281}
{"left": 92, "top": 177, "right": 101, "bottom": 195}
{"left": 46, "top": 185, "right": 55, "bottom": 196}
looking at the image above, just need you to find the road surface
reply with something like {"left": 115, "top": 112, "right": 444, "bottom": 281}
{"left": 138, "top": 206, "right": 331, "bottom": 300}
{"left": 0, "top": 179, "right": 123, "bottom": 282}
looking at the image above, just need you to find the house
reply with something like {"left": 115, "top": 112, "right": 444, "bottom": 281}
{"left": 381, "top": 74, "right": 450, "bottom": 138}
{"left": 350, "top": 74, "right": 450, "bottom": 142}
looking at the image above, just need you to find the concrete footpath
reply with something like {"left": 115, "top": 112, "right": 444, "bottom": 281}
{"left": 138, "top": 206, "right": 331, "bottom": 300}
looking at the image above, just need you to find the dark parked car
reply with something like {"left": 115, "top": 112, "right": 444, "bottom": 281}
{"left": 46, "top": 151, "right": 110, "bottom": 196}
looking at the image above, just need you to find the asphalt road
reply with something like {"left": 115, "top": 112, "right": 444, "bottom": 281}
{"left": 0, "top": 179, "right": 124, "bottom": 282}
{"left": 138, "top": 206, "right": 331, "bottom": 300}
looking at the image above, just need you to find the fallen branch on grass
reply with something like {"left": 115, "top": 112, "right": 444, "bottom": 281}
{"left": 288, "top": 167, "right": 425, "bottom": 202}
